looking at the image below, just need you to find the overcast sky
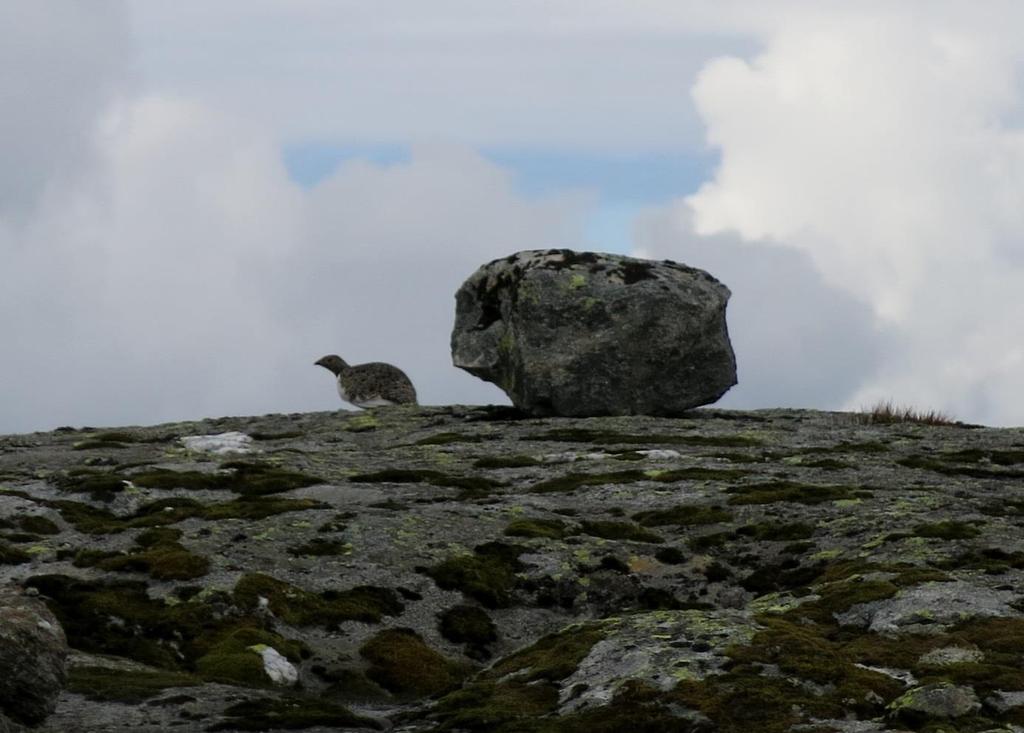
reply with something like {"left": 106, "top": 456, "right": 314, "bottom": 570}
{"left": 2, "top": 1, "right": 1023, "bottom": 432}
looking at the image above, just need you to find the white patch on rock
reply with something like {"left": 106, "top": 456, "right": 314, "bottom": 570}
{"left": 542, "top": 452, "right": 609, "bottom": 463}
{"left": 918, "top": 646, "right": 984, "bottom": 667}
{"left": 854, "top": 663, "right": 917, "bottom": 686}
{"left": 248, "top": 645, "right": 298, "bottom": 686}
{"left": 180, "top": 432, "right": 255, "bottom": 455}
{"left": 636, "top": 449, "right": 682, "bottom": 460}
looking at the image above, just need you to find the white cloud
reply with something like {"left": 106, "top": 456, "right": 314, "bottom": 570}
{"left": 124, "top": 0, "right": 754, "bottom": 151}
{"left": 634, "top": 204, "right": 887, "bottom": 411}
{"left": 1, "top": 82, "right": 589, "bottom": 433}
{"left": 684, "top": 4, "right": 1024, "bottom": 426}
{"left": 0, "top": 91, "right": 585, "bottom": 433}
{"left": 0, "top": 1, "right": 132, "bottom": 219}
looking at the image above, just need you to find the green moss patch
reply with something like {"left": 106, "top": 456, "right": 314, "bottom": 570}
{"left": 70, "top": 528, "right": 209, "bottom": 581}
{"left": 428, "top": 623, "right": 606, "bottom": 731}
{"left": 935, "top": 547, "right": 1024, "bottom": 574}
{"left": 654, "top": 547, "right": 687, "bottom": 565}
{"left": 52, "top": 469, "right": 130, "bottom": 501}
{"left": 532, "top": 466, "right": 749, "bottom": 494}
{"left": 527, "top": 428, "right": 762, "bottom": 448}
{"left": 489, "top": 623, "right": 607, "bottom": 683}
{"left": 632, "top": 504, "right": 733, "bottom": 527}
{"left": 195, "top": 627, "right": 306, "bottom": 687}
{"left": 415, "top": 432, "right": 486, "bottom": 446}
{"left": 133, "top": 461, "right": 320, "bottom": 496}
{"left": 725, "top": 481, "right": 860, "bottom": 505}
{"left": 802, "top": 458, "right": 853, "bottom": 470}
{"left": 350, "top": 468, "right": 502, "bottom": 499}
{"left": 209, "top": 697, "right": 381, "bottom": 731}
{"left": 439, "top": 605, "right": 497, "bottom": 650}
{"left": 201, "top": 496, "right": 326, "bottom": 521}
{"left": 898, "top": 454, "right": 1024, "bottom": 479}
{"left": 68, "top": 666, "right": 198, "bottom": 703}
{"left": 72, "top": 431, "right": 137, "bottom": 450}
{"left": 73, "top": 543, "right": 209, "bottom": 581}
{"left": 422, "top": 542, "right": 526, "bottom": 608}
{"left": 504, "top": 518, "right": 570, "bottom": 540}
{"left": 249, "top": 430, "right": 304, "bottom": 441}
{"left": 26, "top": 574, "right": 228, "bottom": 670}
{"left": 530, "top": 470, "right": 644, "bottom": 494}
{"left": 0, "top": 540, "right": 31, "bottom": 564}
{"left": 51, "top": 495, "right": 325, "bottom": 535}
{"left": 233, "top": 573, "right": 403, "bottom": 627}
{"left": 736, "top": 521, "right": 815, "bottom": 541}
{"left": 359, "top": 628, "right": 467, "bottom": 697}
{"left": 912, "top": 520, "right": 982, "bottom": 540}
{"left": 51, "top": 462, "right": 320, "bottom": 502}
{"left": 288, "top": 538, "right": 349, "bottom": 556}
{"left": 429, "top": 679, "right": 559, "bottom": 732}
{"left": 580, "top": 520, "right": 663, "bottom": 543}
{"left": 687, "top": 531, "right": 735, "bottom": 552}
{"left": 18, "top": 515, "right": 60, "bottom": 534}
{"left": 474, "top": 455, "right": 541, "bottom": 469}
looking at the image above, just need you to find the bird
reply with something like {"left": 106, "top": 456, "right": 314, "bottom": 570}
{"left": 314, "top": 354, "right": 418, "bottom": 408}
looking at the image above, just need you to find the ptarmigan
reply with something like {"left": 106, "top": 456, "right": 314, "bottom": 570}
{"left": 315, "top": 354, "right": 417, "bottom": 408}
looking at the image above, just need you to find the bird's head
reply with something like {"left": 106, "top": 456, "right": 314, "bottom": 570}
{"left": 315, "top": 354, "right": 349, "bottom": 375}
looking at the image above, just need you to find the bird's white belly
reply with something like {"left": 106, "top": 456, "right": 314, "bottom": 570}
{"left": 338, "top": 381, "right": 395, "bottom": 408}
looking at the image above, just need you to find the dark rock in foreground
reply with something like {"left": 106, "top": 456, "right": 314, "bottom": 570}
{"left": 451, "top": 249, "right": 737, "bottom": 416}
{"left": 1, "top": 406, "right": 1023, "bottom": 731}
{"left": 0, "top": 586, "right": 67, "bottom": 728}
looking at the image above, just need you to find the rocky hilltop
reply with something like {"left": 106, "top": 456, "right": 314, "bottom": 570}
{"left": 1, "top": 406, "right": 1024, "bottom": 732}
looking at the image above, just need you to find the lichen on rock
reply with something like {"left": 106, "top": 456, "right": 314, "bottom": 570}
{"left": 1, "top": 404, "right": 1023, "bottom": 731}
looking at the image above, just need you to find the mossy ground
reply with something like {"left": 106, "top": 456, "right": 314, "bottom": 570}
{"left": 67, "top": 666, "right": 199, "bottom": 703}
{"left": 439, "top": 604, "right": 497, "bottom": 656}
{"left": 7, "top": 406, "right": 1024, "bottom": 731}
{"left": 349, "top": 468, "right": 502, "bottom": 499}
{"left": 359, "top": 628, "right": 468, "bottom": 697}
{"left": 725, "top": 480, "right": 864, "bottom": 505}
{"left": 580, "top": 520, "right": 663, "bottom": 543}
{"left": 208, "top": 697, "right": 381, "bottom": 731}
{"left": 422, "top": 542, "right": 526, "bottom": 608}
{"left": 233, "top": 573, "right": 403, "bottom": 627}
{"left": 196, "top": 627, "right": 307, "bottom": 687}
{"left": 48, "top": 495, "right": 326, "bottom": 534}
{"left": 504, "top": 517, "right": 570, "bottom": 539}
{"left": 527, "top": 428, "right": 762, "bottom": 448}
{"left": 530, "top": 467, "right": 748, "bottom": 494}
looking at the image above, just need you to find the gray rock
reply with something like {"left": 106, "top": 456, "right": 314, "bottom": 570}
{"left": 835, "top": 581, "right": 1020, "bottom": 633}
{"left": 986, "top": 690, "right": 1024, "bottom": 714}
{"left": 0, "top": 586, "right": 67, "bottom": 727}
{"left": 451, "top": 249, "right": 737, "bottom": 416}
{"left": 889, "top": 682, "right": 980, "bottom": 720}
{"left": 917, "top": 645, "right": 984, "bottom": 667}
{"left": 5, "top": 406, "right": 1024, "bottom": 731}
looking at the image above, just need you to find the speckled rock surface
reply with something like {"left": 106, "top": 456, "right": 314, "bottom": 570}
{"left": 0, "top": 405, "right": 1023, "bottom": 732}
{"left": 0, "top": 586, "right": 67, "bottom": 727}
{"left": 451, "top": 249, "right": 737, "bottom": 416}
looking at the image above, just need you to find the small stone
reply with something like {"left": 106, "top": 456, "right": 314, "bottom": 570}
{"left": 180, "top": 432, "right": 256, "bottom": 455}
{"left": 248, "top": 645, "right": 298, "bottom": 686}
{"left": 917, "top": 645, "right": 984, "bottom": 667}
{"left": 889, "top": 682, "right": 980, "bottom": 721}
{"left": 986, "top": 689, "right": 1024, "bottom": 714}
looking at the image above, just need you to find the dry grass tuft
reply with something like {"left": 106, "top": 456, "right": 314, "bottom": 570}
{"left": 856, "top": 400, "right": 956, "bottom": 426}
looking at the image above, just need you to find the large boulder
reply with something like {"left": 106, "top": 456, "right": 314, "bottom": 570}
{"left": 451, "top": 249, "right": 737, "bottom": 416}
{"left": 0, "top": 586, "right": 68, "bottom": 727}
